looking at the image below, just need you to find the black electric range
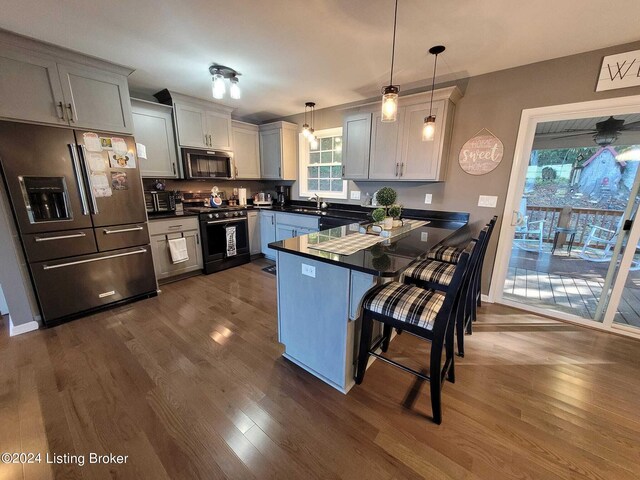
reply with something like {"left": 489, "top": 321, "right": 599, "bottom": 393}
{"left": 185, "top": 205, "right": 252, "bottom": 274}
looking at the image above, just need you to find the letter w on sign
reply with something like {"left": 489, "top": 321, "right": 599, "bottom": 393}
{"left": 596, "top": 49, "right": 640, "bottom": 92}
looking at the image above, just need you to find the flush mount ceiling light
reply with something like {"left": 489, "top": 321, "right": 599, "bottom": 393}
{"left": 422, "top": 45, "right": 445, "bottom": 142}
{"left": 381, "top": 0, "right": 400, "bottom": 123}
{"left": 209, "top": 64, "right": 241, "bottom": 100}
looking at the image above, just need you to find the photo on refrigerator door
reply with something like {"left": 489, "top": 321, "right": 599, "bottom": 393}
{"left": 504, "top": 112, "right": 640, "bottom": 328}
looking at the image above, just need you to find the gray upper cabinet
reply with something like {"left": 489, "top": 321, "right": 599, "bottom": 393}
{"left": 342, "top": 113, "right": 371, "bottom": 180}
{"left": 205, "top": 111, "right": 232, "bottom": 150}
{"left": 369, "top": 111, "right": 402, "bottom": 180}
{"left": 158, "top": 91, "right": 234, "bottom": 151}
{"left": 0, "top": 47, "right": 67, "bottom": 125}
{"left": 399, "top": 101, "right": 446, "bottom": 180}
{"left": 58, "top": 63, "right": 134, "bottom": 134}
{"left": 0, "top": 32, "right": 134, "bottom": 133}
{"left": 131, "top": 99, "right": 179, "bottom": 178}
{"left": 174, "top": 103, "right": 207, "bottom": 148}
{"left": 259, "top": 121, "right": 297, "bottom": 180}
{"left": 232, "top": 121, "right": 260, "bottom": 179}
{"left": 341, "top": 87, "right": 461, "bottom": 182}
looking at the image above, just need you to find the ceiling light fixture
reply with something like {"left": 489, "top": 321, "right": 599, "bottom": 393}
{"left": 302, "top": 102, "right": 312, "bottom": 138}
{"left": 307, "top": 102, "right": 318, "bottom": 149}
{"left": 230, "top": 75, "right": 241, "bottom": 99}
{"left": 422, "top": 45, "right": 445, "bottom": 142}
{"left": 381, "top": 0, "right": 400, "bottom": 123}
{"left": 208, "top": 64, "right": 241, "bottom": 100}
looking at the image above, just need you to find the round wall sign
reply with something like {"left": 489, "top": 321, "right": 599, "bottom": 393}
{"left": 458, "top": 130, "right": 504, "bottom": 175}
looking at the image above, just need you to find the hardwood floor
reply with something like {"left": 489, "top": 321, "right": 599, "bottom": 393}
{"left": 1, "top": 259, "right": 640, "bottom": 479}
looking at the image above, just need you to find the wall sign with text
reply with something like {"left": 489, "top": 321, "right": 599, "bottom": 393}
{"left": 596, "top": 49, "right": 640, "bottom": 92}
{"left": 458, "top": 129, "right": 504, "bottom": 176}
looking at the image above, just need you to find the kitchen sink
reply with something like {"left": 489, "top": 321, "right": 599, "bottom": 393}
{"left": 291, "top": 208, "right": 325, "bottom": 214}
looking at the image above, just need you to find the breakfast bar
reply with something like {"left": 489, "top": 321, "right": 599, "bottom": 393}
{"left": 270, "top": 213, "right": 469, "bottom": 393}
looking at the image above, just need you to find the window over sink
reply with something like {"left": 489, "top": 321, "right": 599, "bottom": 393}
{"left": 299, "top": 127, "right": 347, "bottom": 199}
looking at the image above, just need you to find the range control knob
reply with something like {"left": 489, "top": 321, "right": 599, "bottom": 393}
{"left": 239, "top": 211, "right": 245, "bottom": 216}
{"left": 233, "top": 212, "right": 239, "bottom": 217}
{"left": 224, "top": 212, "right": 230, "bottom": 218}
{"left": 214, "top": 213, "right": 220, "bottom": 219}
{"left": 208, "top": 213, "right": 213, "bottom": 219}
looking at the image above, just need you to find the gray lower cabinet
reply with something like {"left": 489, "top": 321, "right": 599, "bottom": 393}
{"left": 260, "top": 210, "right": 277, "bottom": 260}
{"left": 0, "top": 32, "right": 134, "bottom": 133}
{"left": 342, "top": 113, "right": 371, "bottom": 179}
{"left": 148, "top": 217, "right": 202, "bottom": 281}
{"left": 248, "top": 210, "right": 261, "bottom": 255}
{"left": 131, "top": 99, "right": 179, "bottom": 178}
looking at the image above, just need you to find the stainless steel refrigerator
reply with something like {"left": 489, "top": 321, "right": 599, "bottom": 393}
{"left": 0, "top": 121, "right": 157, "bottom": 326}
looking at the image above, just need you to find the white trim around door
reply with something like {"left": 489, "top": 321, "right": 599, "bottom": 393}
{"left": 488, "top": 94, "right": 640, "bottom": 339}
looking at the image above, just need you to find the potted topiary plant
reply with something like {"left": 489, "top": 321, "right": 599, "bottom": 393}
{"left": 375, "top": 187, "right": 397, "bottom": 229}
{"left": 388, "top": 204, "right": 402, "bottom": 227}
{"left": 372, "top": 207, "right": 386, "bottom": 225}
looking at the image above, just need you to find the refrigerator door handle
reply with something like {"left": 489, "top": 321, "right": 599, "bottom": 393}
{"left": 69, "top": 144, "right": 90, "bottom": 216}
{"left": 77, "top": 145, "right": 99, "bottom": 215}
{"left": 35, "top": 232, "right": 87, "bottom": 242}
{"left": 42, "top": 248, "right": 147, "bottom": 270}
{"left": 103, "top": 226, "right": 144, "bottom": 235}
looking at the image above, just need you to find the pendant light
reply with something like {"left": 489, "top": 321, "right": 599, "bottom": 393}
{"left": 302, "top": 102, "right": 313, "bottom": 138}
{"left": 308, "top": 102, "right": 318, "bottom": 149}
{"left": 422, "top": 45, "right": 445, "bottom": 142}
{"left": 381, "top": 0, "right": 400, "bottom": 122}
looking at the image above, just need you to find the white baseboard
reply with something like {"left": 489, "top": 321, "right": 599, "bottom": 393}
{"left": 481, "top": 294, "right": 491, "bottom": 303}
{"left": 9, "top": 317, "right": 40, "bottom": 336}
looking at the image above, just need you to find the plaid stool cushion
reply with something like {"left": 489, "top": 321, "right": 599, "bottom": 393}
{"left": 362, "top": 282, "right": 445, "bottom": 331}
{"left": 427, "top": 240, "right": 476, "bottom": 264}
{"left": 404, "top": 259, "right": 456, "bottom": 286}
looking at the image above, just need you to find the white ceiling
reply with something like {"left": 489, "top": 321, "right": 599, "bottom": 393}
{"left": 2, "top": 0, "right": 640, "bottom": 122}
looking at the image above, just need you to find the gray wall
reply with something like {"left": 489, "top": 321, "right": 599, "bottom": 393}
{"left": 275, "top": 40, "right": 640, "bottom": 293}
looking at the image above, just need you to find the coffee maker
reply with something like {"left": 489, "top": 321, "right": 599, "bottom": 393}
{"left": 275, "top": 185, "right": 290, "bottom": 206}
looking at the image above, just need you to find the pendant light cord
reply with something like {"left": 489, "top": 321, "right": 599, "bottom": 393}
{"left": 389, "top": 0, "right": 399, "bottom": 86}
{"left": 428, "top": 52, "right": 438, "bottom": 115}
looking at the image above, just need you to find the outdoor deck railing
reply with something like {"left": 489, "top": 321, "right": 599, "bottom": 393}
{"left": 526, "top": 206, "right": 624, "bottom": 245}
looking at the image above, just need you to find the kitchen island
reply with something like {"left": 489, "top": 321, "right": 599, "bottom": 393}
{"left": 269, "top": 213, "right": 469, "bottom": 393}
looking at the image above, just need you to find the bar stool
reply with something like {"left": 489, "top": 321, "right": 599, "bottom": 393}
{"left": 403, "top": 227, "right": 488, "bottom": 357}
{"left": 356, "top": 252, "right": 469, "bottom": 424}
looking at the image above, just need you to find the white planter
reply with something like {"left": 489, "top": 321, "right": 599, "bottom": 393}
{"left": 383, "top": 217, "right": 393, "bottom": 230}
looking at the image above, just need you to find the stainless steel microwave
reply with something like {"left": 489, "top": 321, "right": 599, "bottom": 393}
{"left": 182, "top": 148, "right": 233, "bottom": 180}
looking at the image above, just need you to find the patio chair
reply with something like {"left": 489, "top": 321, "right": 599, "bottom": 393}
{"left": 513, "top": 215, "right": 545, "bottom": 252}
{"left": 579, "top": 216, "right": 640, "bottom": 270}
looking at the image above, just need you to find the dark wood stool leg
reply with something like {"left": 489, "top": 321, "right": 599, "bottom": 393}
{"left": 381, "top": 324, "right": 392, "bottom": 352}
{"left": 355, "top": 311, "right": 374, "bottom": 385}
{"left": 429, "top": 341, "right": 443, "bottom": 424}
{"left": 445, "top": 318, "right": 455, "bottom": 384}
{"left": 456, "top": 302, "right": 465, "bottom": 358}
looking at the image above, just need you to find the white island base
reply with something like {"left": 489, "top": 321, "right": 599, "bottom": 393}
{"left": 276, "top": 251, "right": 385, "bottom": 393}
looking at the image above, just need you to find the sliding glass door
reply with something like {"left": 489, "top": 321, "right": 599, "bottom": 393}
{"left": 491, "top": 98, "right": 640, "bottom": 337}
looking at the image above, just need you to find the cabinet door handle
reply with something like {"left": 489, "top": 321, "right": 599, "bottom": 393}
{"left": 235, "top": 166, "right": 239, "bottom": 178}
{"left": 66, "top": 103, "right": 75, "bottom": 122}
{"left": 56, "top": 101, "right": 66, "bottom": 120}
{"left": 196, "top": 233, "right": 200, "bottom": 245}
{"left": 342, "top": 165, "right": 345, "bottom": 177}
{"left": 168, "top": 224, "right": 183, "bottom": 229}
{"left": 400, "top": 163, "right": 404, "bottom": 177}
{"left": 278, "top": 167, "right": 281, "bottom": 178}
{"left": 271, "top": 216, "right": 274, "bottom": 225}
{"left": 395, "top": 163, "right": 399, "bottom": 176}
{"left": 172, "top": 163, "right": 177, "bottom": 175}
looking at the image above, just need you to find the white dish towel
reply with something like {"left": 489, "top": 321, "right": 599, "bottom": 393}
{"left": 168, "top": 237, "right": 189, "bottom": 264}
{"left": 226, "top": 226, "right": 237, "bottom": 257}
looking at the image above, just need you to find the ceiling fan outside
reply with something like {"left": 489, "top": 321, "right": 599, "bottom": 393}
{"left": 552, "top": 116, "right": 640, "bottom": 146}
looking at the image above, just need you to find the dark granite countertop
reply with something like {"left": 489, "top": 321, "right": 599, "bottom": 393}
{"left": 269, "top": 217, "right": 470, "bottom": 277}
{"left": 147, "top": 211, "right": 200, "bottom": 220}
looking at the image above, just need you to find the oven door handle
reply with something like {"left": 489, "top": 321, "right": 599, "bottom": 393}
{"left": 205, "top": 218, "right": 247, "bottom": 225}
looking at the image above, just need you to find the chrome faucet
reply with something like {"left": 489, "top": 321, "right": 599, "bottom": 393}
{"left": 309, "top": 194, "right": 322, "bottom": 209}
